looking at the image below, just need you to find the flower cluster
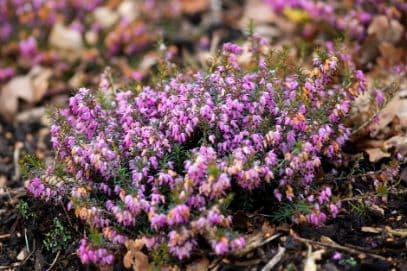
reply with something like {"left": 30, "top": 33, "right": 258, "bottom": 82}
{"left": 0, "top": 0, "right": 208, "bottom": 92}
{"left": 27, "top": 38, "right": 367, "bottom": 266}
{"left": 265, "top": 0, "right": 406, "bottom": 41}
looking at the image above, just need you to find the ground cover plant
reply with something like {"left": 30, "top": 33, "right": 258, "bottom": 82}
{"left": 1, "top": 1, "right": 406, "bottom": 270}
{"left": 24, "top": 33, "right": 400, "bottom": 269}
{"left": 0, "top": 0, "right": 219, "bottom": 121}
{"left": 264, "top": 0, "right": 406, "bottom": 71}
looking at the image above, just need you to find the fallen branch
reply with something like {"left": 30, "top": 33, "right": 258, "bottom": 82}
{"left": 46, "top": 250, "right": 61, "bottom": 271}
{"left": 362, "top": 226, "right": 407, "bottom": 238}
{"left": 261, "top": 246, "right": 286, "bottom": 271}
{"left": 232, "top": 233, "right": 281, "bottom": 257}
{"left": 0, "top": 233, "right": 11, "bottom": 239}
{"left": 293, "top": 235, "right": 387, "bottom": 261}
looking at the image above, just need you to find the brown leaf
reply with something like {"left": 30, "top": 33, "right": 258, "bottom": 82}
{"left": 304, "top": 245, "right": 325, "bottom": 271}
{"left": 117, "top": 0, "right": 140, "bottom": 21}
{"left": 93, "top": 7, "right": 119, "bottom": 29}
{"left": 377, "top": 42, "right": 406, "bottom": 69}
{"left": 384, "top": 135, "right": 407, "bottom": 156}
{"left": 368, "top": 15, "right": 404, "bottom": 44}
{"left": 365, "top": 148, "right": 391, "bottom": 163}
{"left": 186, "top": 257, "right": 209, "bottom": 271}
{"left": 261, "top": 221, "right": 276, "bottom": 238}
{"left": 49, "top": 23, "right": 83, "bottom": 61}
{"left": 0, "top": 67, "right": 51, "bottom": 121}
{"left": 239, "top": 0, "right": 294, "bottom": 37}
{"left": 99, "top": 265, "right": 114, "bottom": 271}
{"left": 123, "top": 239, "right": 150, "bottom": 271}
{"left": 373, "top": 93, "right": 407, "bottom": 136}
{"left": 180, "top": 0, "right": 209, "bottom": 14}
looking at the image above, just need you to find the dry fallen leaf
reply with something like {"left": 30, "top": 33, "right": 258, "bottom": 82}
{"left": 49, "top": 23, "right": 83, "bottom": 61}
{"left": 377, "top": 42, "right": 406, "bottom": 69}
{"left": 365, "top": 148, "right": 391, "bottom": 163}
{"left": 123, "top": 239, "right": 150, "bottom": 271}
{"left": 118, "top": 0, "right": 140, "bottom": 21}
{"left": 93, "top": 7, "right": 119, "bottom": 29}
{"left": 372, "top": 92, "right": 407, "bottom": 136}
{"left": 304, "top": 245, "right": 325, "bottom": 271}
{"left": 368, "top": 15, "right": 404, "bottom": 44}
{"left": 186, "top": 257, "right": 209, "bottom": 271}
{"left": 180, "top": 0, "right": 209, "bottom": 14}
{"left": 0, "top": 66, "right": 52, "bottom": 121}
{"left": 16, "top": 248, "right": 28, "bottom": 261}
{"left": 384, "top": 135, "right": 407, "bottom": 156}
{"left": 239, "top": 0, "right": 294, "bottom": 37}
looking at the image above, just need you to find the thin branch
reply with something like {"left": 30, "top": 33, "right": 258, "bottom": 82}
{"left": 46, "top": 250, "right": 61, "bottom": 271}
{"left": 261, "top": 246, "right": 286, "bottom": 271}
{"left": 293, "top": 235, "right": 387, "bottom": 261}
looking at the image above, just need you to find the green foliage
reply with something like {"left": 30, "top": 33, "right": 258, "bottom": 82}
{"left": 17, "top": 200, "right": 35, "bottom": 220}
{"left": 348, "top": 201, "right": 369, "bottom": 217}
{"left": 339, "top": 257, "right": 358, "bottom": 267}
{"left": 43, "top": 218, "right": 72, "bottom": 253}
{"left": 19, "top": 153, "right": 44, "bottom": 178}
{"left": 89, "top": 229, "right": 104, "bottom": 246}
{"left": 151, "top": 243, "right": 171, "bottom": 267}
{"left": 272, "top": 201, "right": 312, "bottom": 222}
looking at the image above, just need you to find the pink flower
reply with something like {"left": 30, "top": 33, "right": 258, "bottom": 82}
{"left": 167, "top": 204, "right": 190, "bottom": 225}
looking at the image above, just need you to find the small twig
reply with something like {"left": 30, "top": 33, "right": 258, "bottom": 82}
{"left": 46, "top": 250, "right": 61, "bottom": 271}
{"left": 13, "top": 142, "right": 24, "bottom": 181}
{"left": 341, "top": 188, "right": 407, "bottom": 202}
{"left": 0, "top": 263, "right": 21, "bottom": 270}
{"left": 293, "top": 235, "right": 387, "bottom": 261}
{"left": 20, "top": 239, "right": 36, "bottom": 266}
{"left": 232, "top": 259, "right": 262, "bottom": 267}
{"left": 233, "top": 233, "right": 281, "bottom": 257}
{"left": 261, "top": 246, "right": 286, "bottom": 271}
{"left": 24, "top": 228, "right": 30, "bottom": 253}
{"left": 0, "top": 233, "right": 11, "bottom": 239}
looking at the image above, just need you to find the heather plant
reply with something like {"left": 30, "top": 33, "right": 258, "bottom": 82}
{"left": 0, "top": 0, "right": 207, "bottom": 90}
{"left": 43, "top": 217, "right": 72, "bottom": 253}
{"left": 265, "top": 0, "right": 406, "bottom": 42}
{"left": 26, "top": 36, "right": 384, "bottom": 267}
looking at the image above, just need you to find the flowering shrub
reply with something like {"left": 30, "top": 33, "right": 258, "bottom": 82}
{"left": 265, "top": 0, "right": 406, "bottom": 41}
{"left": 0, "top": 0, "right": 207, "bottom": 89}
{"left": 26, "top": 37, "right": 369, "bottom": 267}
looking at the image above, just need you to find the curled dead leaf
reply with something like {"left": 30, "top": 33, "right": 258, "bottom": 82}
{"left": 365, "top": 148, "right": 391, "bottom": 163}
{"left": 304, "top": 245, "right": 325, "bottom": 271}
{"left": 368, "top": 15, "right": 404, "bottom": 44}
{"left": 384, "top": 135, "right": 407, "bottom": 156}
{"left": 0, "top": 67, "right": 52, "bottom": 122}
{"left": 123, "top": 239, "right": 150, "bottom": 271}
{"left": 93, "top": 7, "right": 119, "bottom": 29}
{"left": 118, "top": 0, "right": 140, "bottom": 21}
{"left": 49, "top": 23, "right": 83, "bottom": 61}
{"left": 186, "top": 257, "right": 209, "bottom": 271}
{"left": 180, "top": 0, "right": 209, "bottom": 14}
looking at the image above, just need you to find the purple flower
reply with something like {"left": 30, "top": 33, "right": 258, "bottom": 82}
{"left": 167, "top": 204, "right": 190, "bottom": 225}
{"left": 19, "top": 37, "right": 37, "bottom": 58}
{"left": 213, "top": 238, "right": 229, "bottom": 255}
